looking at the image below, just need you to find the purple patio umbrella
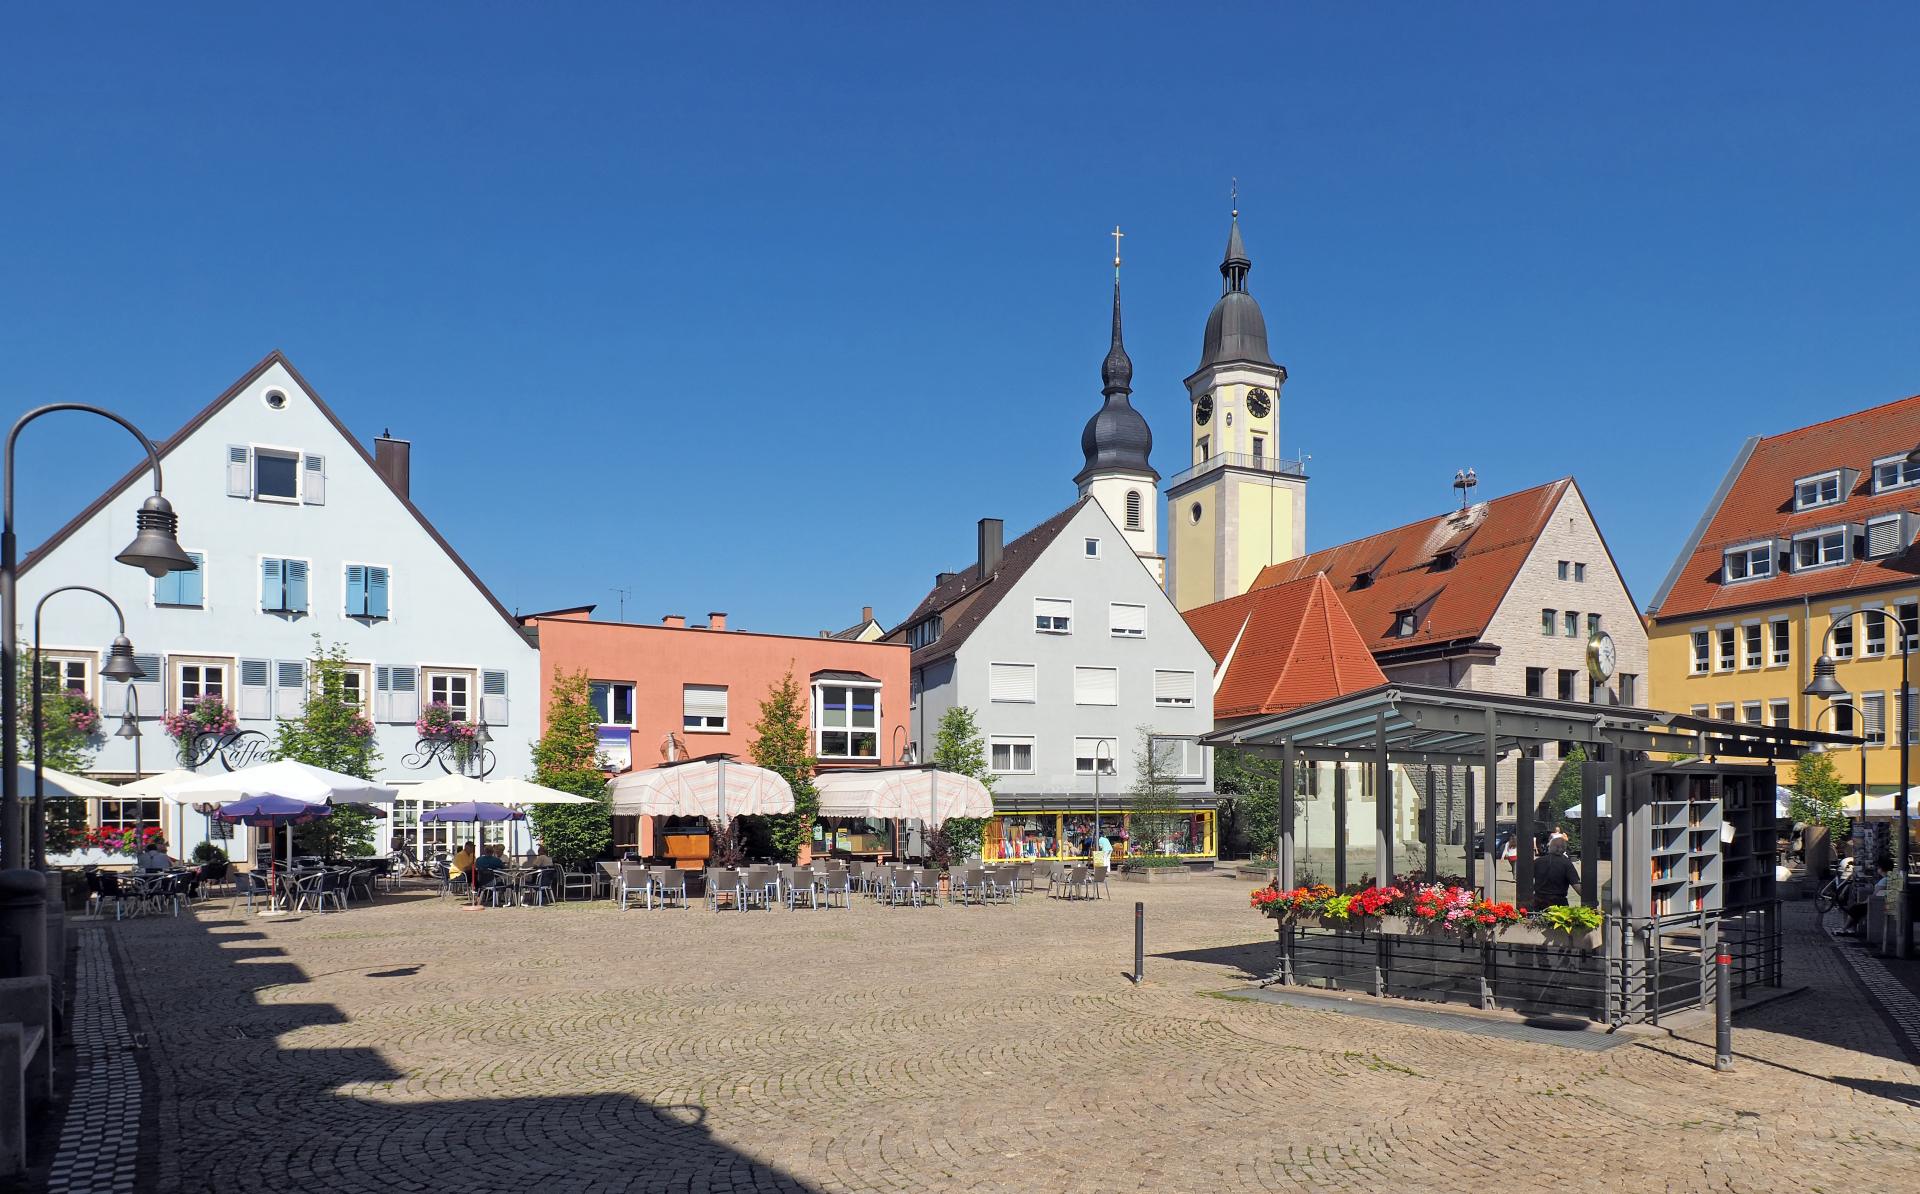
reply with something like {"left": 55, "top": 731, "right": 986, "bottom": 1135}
{"left": 215, "top": 795, "right": 331, "bottom": 899}
{"left": 422, "top": 803, "right": 526, "bottom": 903}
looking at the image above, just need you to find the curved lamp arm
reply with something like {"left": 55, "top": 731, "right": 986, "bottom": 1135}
{"left": 7, "top": 403, "right": 167, "bottom": 527}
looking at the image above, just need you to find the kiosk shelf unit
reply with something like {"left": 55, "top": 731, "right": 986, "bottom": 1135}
{"left": 1646, "top": 767, "right": 1722, "bottom": 919}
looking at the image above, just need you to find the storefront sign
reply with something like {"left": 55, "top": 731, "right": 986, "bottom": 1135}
{"left": 184, "top": 729, "right": 274, "bottom": 772}
{"left": 598, "top": 727, "right": 633, "bottom": 772}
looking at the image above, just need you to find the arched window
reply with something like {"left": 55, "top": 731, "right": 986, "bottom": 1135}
{"left": 1125, "top": 490, "right": 1143, "bottom": 531}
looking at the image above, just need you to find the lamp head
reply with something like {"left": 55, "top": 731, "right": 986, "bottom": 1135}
{"left": 472, "top": 721, "right": 492, "bottom": 746}
{"left": 114, "top": 711, "right": 141, "bottom": 740}
{"left": 1804, "top": 654, "right": 1848, "bottom": 699}
{"left": 116, "top": 493, "right": 196, "bottom": 578}
{"left": 100, "top": 635, "right": 144, "bottom": 682}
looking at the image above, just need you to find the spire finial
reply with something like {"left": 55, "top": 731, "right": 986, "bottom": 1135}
{"left": 1111, "top": 225, "right": 1124, "bottom": 281}
{"left": 1231, "top": 176, "right": 1238, "bottom": 219}
{"left": 1101, "top": 228, "right": 1132, "bottom": 398}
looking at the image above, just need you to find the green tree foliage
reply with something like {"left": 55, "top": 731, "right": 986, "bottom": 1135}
{"left": 928, "top": 705, "right": 992, "bottom": 863}
{"left": 276, "top": 639, "right": 380, "bottom": 856}
{"left": 1545, "top": 746, "right": 1587, "bottom": 855}
{"left": 17, "top": 651, "right": 97, "bottom": 852}
{"left": 529, "top": 669, "right": 612, "bottom": 867}
{"left": 1788, "top": 749, "right": 1853, "bottom": 838}
{"left": 750, "top": 670, "right": 818, "bottom": 863}
{"left": 1214, "top": 746, "right": 1284, "bottom": 859}
{"left": 1128, "top": 725, "right": 1183, "bottom": 857}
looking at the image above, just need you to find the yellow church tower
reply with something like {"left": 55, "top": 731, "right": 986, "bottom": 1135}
{"left": 1166, "top": 210, "right": 1307, "bottom": 612}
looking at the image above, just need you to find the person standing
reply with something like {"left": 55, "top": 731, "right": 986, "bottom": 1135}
{"left": 1531, "top": 838, "right": 1581, "bottom": 911}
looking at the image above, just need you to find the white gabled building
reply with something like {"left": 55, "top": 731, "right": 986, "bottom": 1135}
{"left": 21, "top": 351, "right": 538, "bottom": 864}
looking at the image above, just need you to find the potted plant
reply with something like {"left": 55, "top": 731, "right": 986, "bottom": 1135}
{"left": 1504, "top": 904, "right": 1604, "bottom": 950}
{"left": 163, "top": 696, "right": 238, "bottom": 758}
{"left": 416, "top": 701, "right": 479, "bottom": 761}
{"left": 190, "top": 841, "right": 230, "bottom": 882}
{"left": 1249, "top": 882, "right": 1335, "bottom": 929}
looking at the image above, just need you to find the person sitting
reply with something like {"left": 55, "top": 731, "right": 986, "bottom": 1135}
{"left": 528, "top": 841, "right": 553, "bottom": 867}
{"left": 1530, "top": 838, "right": 1581, "bottom": 911}
{"left": 1841, "top": 859, "right": 1884, "bottom": 937}
{"left": 450, "top": 842, "right": 476, "bottom": 884}
{"left": 135, "top": 839, "right": 174, "bottom": 872}
{"left": 473, "top": 843, "right": 508, "bottom": 889}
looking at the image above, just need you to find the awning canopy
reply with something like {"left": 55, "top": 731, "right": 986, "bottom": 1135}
{"left": 163, "top": 760, "right": 400, "bottom": 806}
{"left": 607, "top": 757, "right": 794, "bottom": 819}
{"left": 814, "top": 767, "right": 993, "bottom": 825}
{"left": 15, "top": 765, "right": 123, "bottom": 800}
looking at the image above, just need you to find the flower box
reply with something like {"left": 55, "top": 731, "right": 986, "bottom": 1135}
{"left": 1500, "top": 924, "right": 1604, "bottom": 951}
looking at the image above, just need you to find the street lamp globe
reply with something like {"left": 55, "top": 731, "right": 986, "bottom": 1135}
{"left": 114, "top": 711, "right": 141, "bottom": 740}
{"left": 100, "top": 634, "right": 144, "bottom": 682}
{"left": 115, "top": 493, "right": 196, "bottom": 577}
{"left": 1803, "top": 654, "right": 1848, "bottom": 699}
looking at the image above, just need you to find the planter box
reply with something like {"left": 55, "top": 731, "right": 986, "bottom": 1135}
{"left": 1120, "top": 866, "right": 1196, "bottom": 883}
{"left": 1500, "top": 924, "right": 1604, "bottom": 950}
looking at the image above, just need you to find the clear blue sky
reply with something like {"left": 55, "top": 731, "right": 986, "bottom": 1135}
{"left": 4, "top": 3, "right": 1917, "bottom": 634}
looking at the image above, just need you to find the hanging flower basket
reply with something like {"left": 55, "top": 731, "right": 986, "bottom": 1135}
{"left": 63, "top": 690, "right": 101, "bottom": 737}
{"left": 82, "top": 824, "right": 165, "bottom": 857}
{"left": 163, "top": 696, "right": 237, "bottom": 745}
{"left": 417, "top": 701, "right": 478, "bottom": 762}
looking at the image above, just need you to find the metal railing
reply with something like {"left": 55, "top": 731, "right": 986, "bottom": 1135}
{"left": 1165, "top": 452, "right": 1308, "bottom": 489}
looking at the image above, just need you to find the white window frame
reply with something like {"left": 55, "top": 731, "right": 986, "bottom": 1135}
{"left": 1873, "top": 454, "right": 1920, "bottom": 494}
{"left": 1865, "top": 606, "right": 1889, "bottom": 657}
{"left": 906, "top": 617, "right": 941, "bottom": 651}
{"left": 1689, "top": 704, "right": 1709, "bottom": 718}
{"left": 1072, "top": 666, "right": 1119, "bottom": 707}
{"left": 1769, "top": 699, "right": 1791, "bottom": 729}
{"left": 813, "top": 679, "right": 881, "bottom": 760}
{"left": 987, "top": 662, "right": 1037, "bottom": 704}
{"left": 1793, "top": 527, "right": 1848, "bottom": 571}
{"left": 1863, "top": 691, "right": 1888, "bottom": 747}
{"left": 1832, "top": 609, "right": 1855, "bottom": 659}
{"left": 1742, "top": 622, "right": 1763, "bottom": 670}
{"left": 1084, "top": 537, "right": 1100, "bottom": 558}
{"left": 682, "top": 684, "right": 728, "bottom": 732}
{"left": 423, "top": 668, "right": 475, "bottom": 722}
{"left": 1034, "top": 597, "right": 1073, "bottom": 635}
{"left": 989, "top": 735, "right": 1035, "bottom": 775}
{"left": 1793, "top": 470, "right": 1843, "bottom": 511}
{"left": 250, "top": 442, "right": 304, "bottom": 504}
{"left": 1716, "top": 626, "right": 1737, "bottom": 672}
{"left": 258, "top": 553, "right": 312, "bottom": 615}
{"left": 1722, "top": 541, "right": 1775, "bottom": 583}
{"left": 591, "top": 680, "right": 637, "bottom": 727}
{"left": 152, "top": 548, "right": 207, "bottom": 610}
{"left": 1108, "top": 602, "right": 1146, "bottom": 638}
{"left": 1154, "top": 669, "right": 1197, "bottom": 708}
{"left": 1152, "top": 736, "right": 1206, "bottom": 780}
{"left": 335, "top": 663, "right": 373, "bottom": 710}
{"left": 1690, "top": 628, "right": 1711, "bottom": 675}
{"left": 37, "top": 651, "right": 96, "bottom": 704}
{"left": 1074, "top": 737, "right": 1119, "bottom": 776}
{"left": 170, "top": 655, "right": 234, "bottom": 712}
{"left": 1769, "top": 618, "right": 1791, "bottom": 668}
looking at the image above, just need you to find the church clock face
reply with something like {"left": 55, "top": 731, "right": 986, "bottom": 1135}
{"left": 1247, "top": 389, "right": 1272, "bottom": 418}
{"left": 1195, "top": 394, "right": 1214, "bottom": 426}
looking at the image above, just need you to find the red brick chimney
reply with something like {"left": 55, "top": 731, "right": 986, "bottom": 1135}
{"left": 662, "top": 614, "right": 686, "bottom": 628}
{"left": 708, "top": 612, "right": 728, "bottom": 631}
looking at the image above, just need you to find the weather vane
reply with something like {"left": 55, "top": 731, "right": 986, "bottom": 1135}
{"left": 1111, "top": 224, "right": 1124, "bottom": 278}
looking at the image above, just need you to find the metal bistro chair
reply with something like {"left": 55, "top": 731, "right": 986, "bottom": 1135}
{"left": 291, "top": 870, "right": 329, "bottom": 914}
{"left": 231, "top": 869, "right": 266, "bottom": 915}
{"left": 617, "top": 865, "right": 653, "bottom": 911}
{"left": 561, "top": 867, "right": 596, "bottom": 902}
{"left": 519, "top": 866, "right": 559, "bottom": 907}
{"left": 478, "top": 869, "right": 516, "bottom": 908}
{"left": 1088, "top": 865, "right": 1111, "bottom": 900}
{"left": 948, "top": 866, "right": 980, "bottom": 906}
{"left": 818, "top": 867, "right": 852, "bottom": 909}
{"left": 983, "top": 866, "right": 1016, "bottom": 904}
{"left": 706, "top": 867, "right": 744, "bottom": 912}
{"left": 785, "top": 866, "right": 820, "bottom": 910}
{"left": 651, "top": 868, "right": 689, "bottom": 909}
{"left": 742, "top": 866, "right": 778, "bottom": 911}
{"left": 1066, "top": 865, "right": 1092, "bottom": 901}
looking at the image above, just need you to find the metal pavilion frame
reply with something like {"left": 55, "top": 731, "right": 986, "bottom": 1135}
{"left": 1205, "top": 683, "right": 1857, "bottom": 1024}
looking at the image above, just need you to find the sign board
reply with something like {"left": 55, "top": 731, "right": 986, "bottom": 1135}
{"left": 598, "top": 726, "right": 633, "bottom": 773}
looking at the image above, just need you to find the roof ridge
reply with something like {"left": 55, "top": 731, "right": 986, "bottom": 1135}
{"left": 1264, "top": 478, "right": 1570, "bottom": 586}
{"left": 1755, "top": 392, "right": 1920, "bottom": 446}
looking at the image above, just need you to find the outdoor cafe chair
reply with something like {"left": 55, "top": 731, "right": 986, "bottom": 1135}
{"left": 231, "top": 869, "right": 268, "bottom": 915}
{"left": 1088, "top": 866, "right": 1111, "bottom": 900}
{"left": 617, "top": 865, "right": 652, "bottom": 911}
{"left": 478, "top": 870, "right": 515, "bottom": 908}
{"left": 742, "top": 866, "right": 778, "bottom": 910}
{"left": 521, "top": 866, "right": 559, "bottom": 907}
{"left": 1047, "top": 863, "right": 1070, "bottom": 899}
{"left": 291, "top": 871, "right": 329, "bottom": 914}
{"left": 983, "top": 867, "right": 1016, "bottom": 904}
{"left": 651, "top": 868, "right": 689, "bottom": 909}
{"left": 947, "top": 867, "right": 979, "bottom": 906}
{"left": 785, "top": 866, "right": 820, "bottom": 910}
{"left": 560, "top": 868, "right": 595, "bottom": 902}
{"left": 706, "top": 867, "right": 744, "bottom": 912}
{"left": 1066, "top": 866, "right": 1092, "bottom": 901}
{"left": 819, "top": 868, "right": 852, "bottom": 909}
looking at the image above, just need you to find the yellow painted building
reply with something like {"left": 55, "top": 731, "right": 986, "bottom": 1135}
{"left": 1647, "top": 393, "right": 1920, "bottom": 790}
{"left": 1166, "top": 212, "right": 1308, "bottom": 611}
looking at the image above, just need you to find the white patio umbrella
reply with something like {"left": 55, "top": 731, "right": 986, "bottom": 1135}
{"left": 607, "top": 756, "right": 793, "bottom": 820}
{"left": 410, "top": 773, "right": 597, "bottom": 855}
{"left": 814, "top": 767, "right": 992, "bottom": 826}
{"left": 163, "top": 759, "right": 400, "bottom": 805}
{"left": 15, "top": 765, "right": 123, "bottom": 800}
{"left": 126, "top": 768, "right": 224, "bottom": 853}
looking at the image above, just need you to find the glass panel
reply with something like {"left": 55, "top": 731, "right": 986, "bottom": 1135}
{"left": 985, "top": 814, "right": 1059, "bottom": 861}
{"left": 850, "top": 689, "right": 876, "bottom": 728}
{"left": 255, "top": 451, "right": 298, "bottom": 499}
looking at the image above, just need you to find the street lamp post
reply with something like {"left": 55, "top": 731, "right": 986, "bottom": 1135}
{"left": 4, "top": 404, "right": 193, "bottom": 872}
{"left": 1092, "top": 739, "right": 1114, "bottom": 849}
{"left": 30, "top": 585, "right": 144, "bottom": 867}
{"left": 1807, "top": 702, "right": 1871, "bottom": 865}
{"left": 1805, "top": 609, "right": 1913, "bottom": 957}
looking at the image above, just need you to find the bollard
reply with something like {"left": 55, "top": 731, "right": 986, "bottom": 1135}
{"left": 1714, "top": 952, "right": 1733, "bottom": 1072}
{"left": 1132, "top": 901, "right": 1144, "bottom": 984}
{"left": 0, "top": 869, "right": 47, "bottom": 980}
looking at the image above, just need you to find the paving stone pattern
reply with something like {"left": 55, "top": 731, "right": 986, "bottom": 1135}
{"left": 47, "top": 928, "right": 140, "bottom": 1194}
{"left": 96, "top": 882, "right": 1920, "bottom": 1193}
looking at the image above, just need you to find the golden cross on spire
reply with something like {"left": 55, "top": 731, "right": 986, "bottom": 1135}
{"left": 1111, "top": 225, "right": 1124, "bottom": 277}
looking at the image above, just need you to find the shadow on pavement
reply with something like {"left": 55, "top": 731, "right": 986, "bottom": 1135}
{"left": 107, "top": 908, "right": 821, "bottom": 1194}
{"left": 1150, "top": 939, "right": 1273, "bottom": 982}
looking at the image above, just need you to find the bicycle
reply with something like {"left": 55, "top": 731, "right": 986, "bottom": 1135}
{"left": 1815, "top": 871, "right": 1874, "bottom": 915}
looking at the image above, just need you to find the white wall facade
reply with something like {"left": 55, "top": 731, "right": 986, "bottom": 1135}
{"left": 22, "top": 356, "right": 538, "bottom": 864}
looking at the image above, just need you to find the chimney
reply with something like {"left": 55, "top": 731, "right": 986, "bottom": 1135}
{"left": 708, "top": 612, "right": 728, "bottom": 631}
{"left": 861, "top": 606, "right": 873, "bottom": 624}
{"left": 374, "top": 431, "right": 411, "bottom": 500}
{"left": 662, "top": 614, "right": 686, "bottom": 628}
{"left": 977, "top": 518, "right": 1004, "bottom": 577}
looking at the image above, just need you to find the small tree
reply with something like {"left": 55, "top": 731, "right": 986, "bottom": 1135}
{"left": 750, "top": 670, "right": 818, "bottom": 862}
{"left": 1788, "top": 749, "right": 1852, "bottom": 839}
{"left": 529, "top": 670, "right": 612, "bottom": 868}
{"left": 1128, "top": 726, "right": 1183, "bottom": 858}
{"left": 16, "top": 651, "right": 98, "bottom": 853}
{"left": 276, "top": 639, "right": 380, "bottom": 856}
{"left": 1545, "top": 746, "right": 1587, "bottom": 855}
{"left": 928, "top": 705, "right": 993, "bottom": 864}
{"left": 1214, "top": 746, "right": 1283, "bottom": 860}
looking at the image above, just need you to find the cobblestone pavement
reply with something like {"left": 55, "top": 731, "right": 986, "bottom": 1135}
{"left": 101, "top": 880, "right": 1920, "bottom": 1194}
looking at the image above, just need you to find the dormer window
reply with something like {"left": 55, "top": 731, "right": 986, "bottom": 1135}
{"left": 1722, "top": 542, "right": 1775, "bottom": 582}
{"left": 1866, "top": 514, "right": 1915, "bottom": 559}
{"left": 1431, "top": 549, "right": 1457, "bottom": 571}
{"left": 1792, "top": 527, "right": 1848, "bottom": 570}
{"left": 905, "top": 616, "right": 942, "bottom": 650}
{"left": 1392, "top": 610, "right": 1419, "bottom": 637}
{"left": 1873, "top": 454, "right": 1920, "bottom": 494}
{"left": 1794, "top": 470, "right": 1843, "bottom": 511}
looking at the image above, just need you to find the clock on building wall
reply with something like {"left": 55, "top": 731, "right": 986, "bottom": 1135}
{"left": 1247, "top": 389, "right": 1271, "bottom": 418}
{"left": 1196, "top": 394, "right": 1214, "bottom": 426}
{"left": 1586, "top": 629, "right": 1616, "bottom": 685}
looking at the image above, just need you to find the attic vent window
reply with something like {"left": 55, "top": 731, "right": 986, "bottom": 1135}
{"left": 263, "top": 390, "right": 288, "bottom": 410}
{"left": 1393, "top": 610, "right": 1419, "bottom": 637}
{"left": 1351, "top": 572, "right": 1373, "bottom": 590}
{"left": 1431, "top": 549, "right": 1458, "bottom": 571}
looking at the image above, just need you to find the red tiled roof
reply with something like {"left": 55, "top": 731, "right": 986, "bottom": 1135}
{"left": 1248, "top": 479, "right": 1573, "bottom": 657}
{"left": 1184, "top": 572, "right": 1387, "bottom": 718}
{"left": 1650, "top": 394, "right": 1920, "bottom": 621}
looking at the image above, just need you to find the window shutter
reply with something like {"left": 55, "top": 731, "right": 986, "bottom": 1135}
{"left": 1109, "top": 603, "right": 1146, "bottom": 636}
{"left": 988, "top": 662, "right": 1037, "bottom": 702}
{"left": 387, "top": 666, "right": 419, "bottom": 723}
{"left": 285, "top": 560, "right": 309, "bottom": 614}
{"left": 238, "top": 659, "right": 272, "bottom": 720}
{"left": 1154, "top": 669, "right": 1197, "bottom": 707}
{"left": 227, "top": 445, "right": 250, "bottom": 498}
{"left": 154, "top": 566, "right": 180, "bottom": 606}
{"left": 274, "top": 660, "right": 307, "bottom": 719}
{"left": 481, "top": 669, "right": 509, "bottom": 723}
{"left": 373, "top": 666, "right": 392, "bottom": 723}
{"left": 366, "top": 567, "right": 390, "bottom": 619}
{"left": 302, "top": 454, "right": 326, "bottom": 505}
{"left": 179, "top": 554, "right": 205, "bottom": 607}
{"left": 129, "top": 653, "right": 162, "bottom": 718}
{"left": 260, "top": 558, "right": 284, "bottom": 611}
{"left": 1073, "top": 666, "right": 1118, "bottom": 705}
{"left": 344, "top": 565, "right": 366, "bottom": 616}
{"left": 683, "top": 684, "right": 728, "bottom": 722}
{"left": 1863, "top": 692, "right": 1886, "bottom": 737}
{"left": 1868, "top": 517, "right": 1904, "bottom": 558}
{"left": 1034, "top": 598, "right": 1072, "bottom": 627}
